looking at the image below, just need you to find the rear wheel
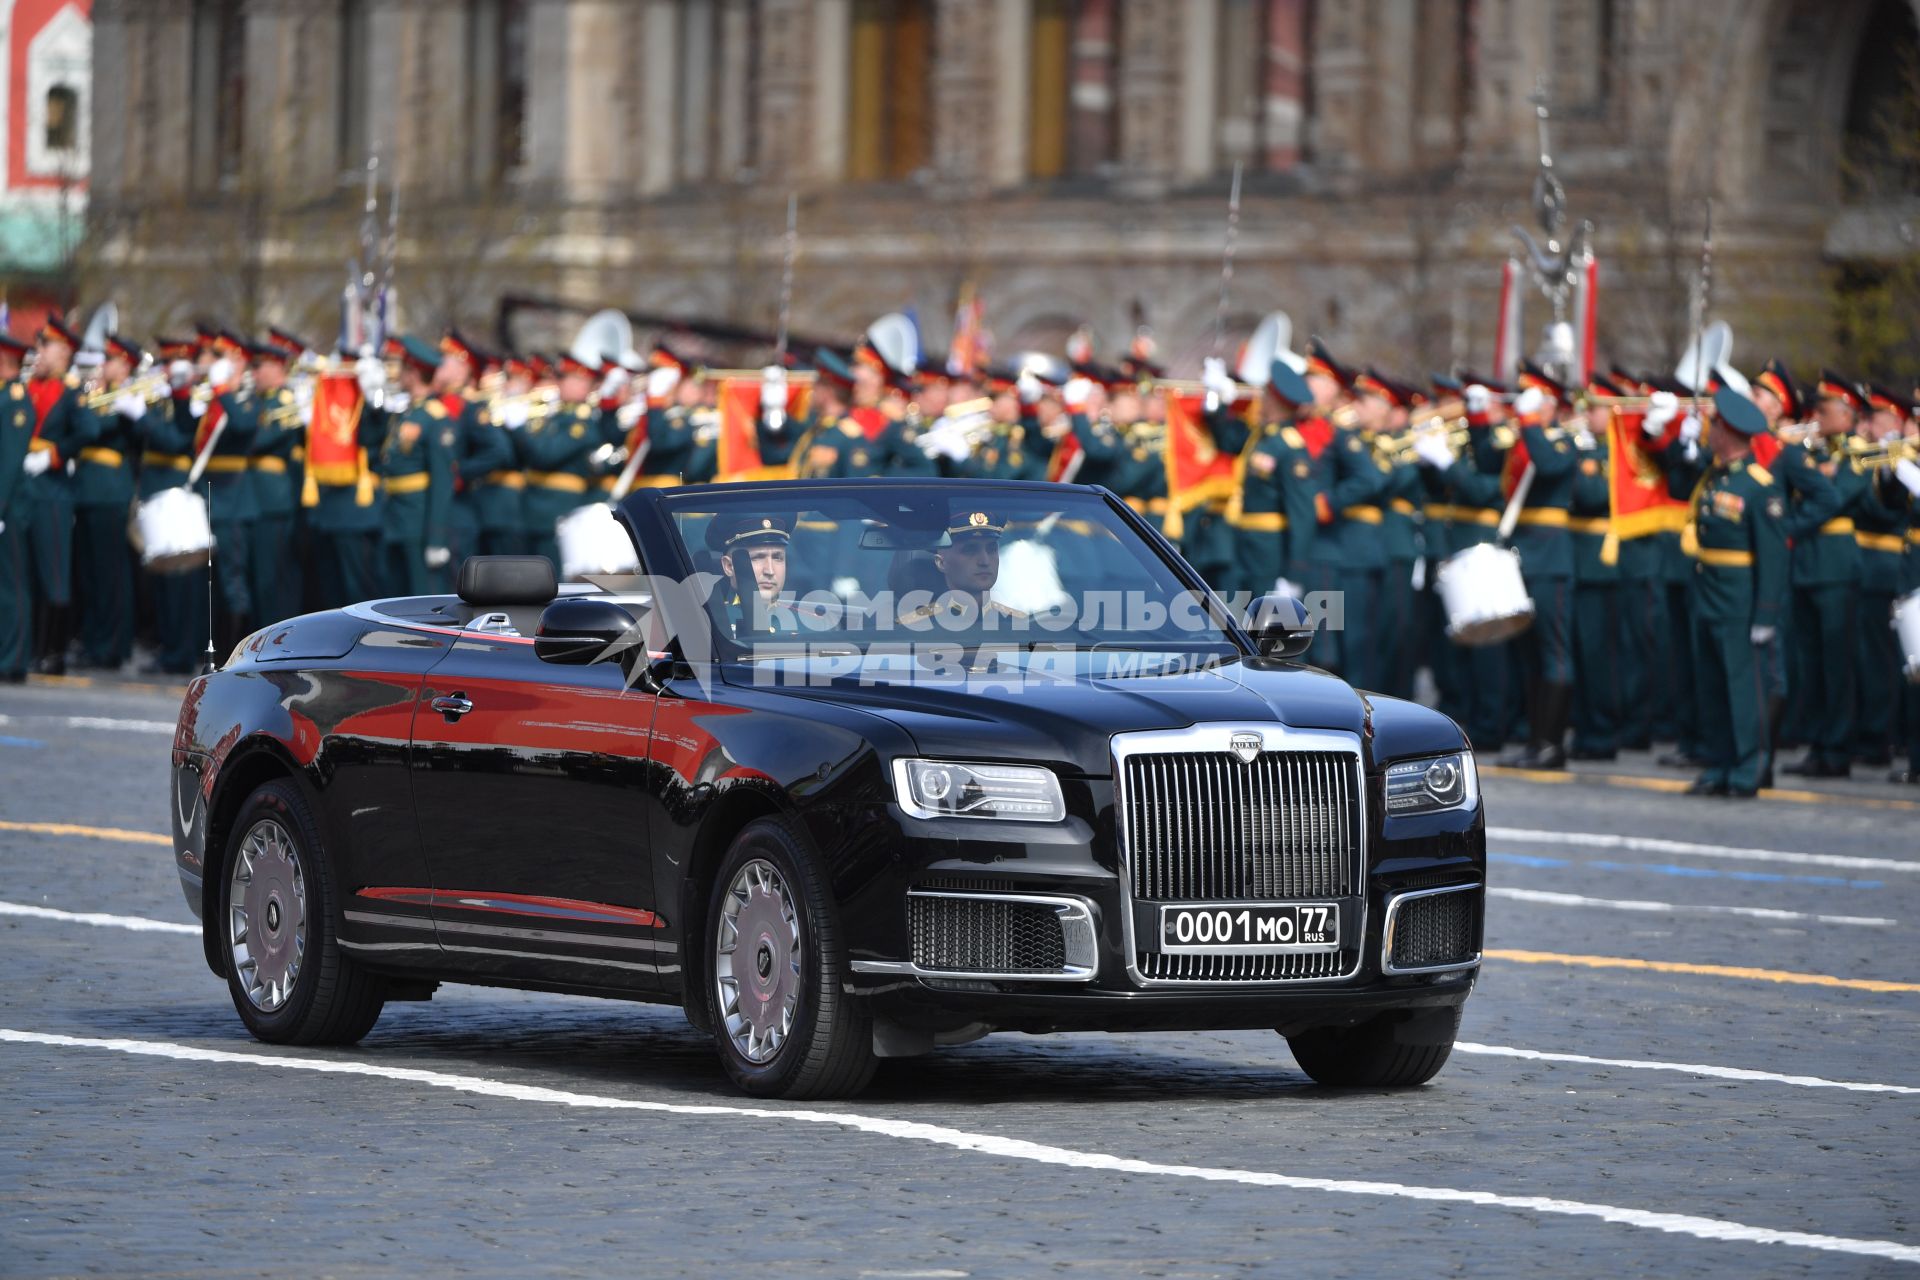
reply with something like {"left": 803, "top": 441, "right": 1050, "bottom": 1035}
{"left": 705, "top": 816, "right": 875, "bottom": 1099}
{"left": 1284, "top": 1005, "right": 1461, "bottom": 1088}
{"left": 221, "top": 779, "right": 386, "bottom": 1045}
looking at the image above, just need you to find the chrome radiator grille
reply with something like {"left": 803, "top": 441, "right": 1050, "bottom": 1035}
{"left": 1121, "top": 750, "right": 1360, "bottom": 902}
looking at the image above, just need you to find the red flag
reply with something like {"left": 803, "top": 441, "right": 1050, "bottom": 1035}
{"left": 1604, "top": 405, "right": 1688, "bottom": 539}
{"left": 302, "top": 372, "right": 374, "bottom": 507}
{"left": 1162, "top": 391, "right": 1240, "bottom": 539}
{"left": 715, "top": 374, "right": 813, "bottom": 482}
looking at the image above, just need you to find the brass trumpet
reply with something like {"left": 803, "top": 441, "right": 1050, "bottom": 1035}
{"left": 1847, "top": 436, "right": 1918, "bottom": 469}
{"left": 81, "top": 370, "right": 172, "bottom": 411}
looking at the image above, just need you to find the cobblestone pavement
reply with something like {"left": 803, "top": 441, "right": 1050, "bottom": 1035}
{"left": 1, "top": 676, "right": 1915, "bottom": 1278}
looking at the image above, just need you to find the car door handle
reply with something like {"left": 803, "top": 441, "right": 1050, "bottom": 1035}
{"left": 431, "top": 693, "right": 474, "bottom": 721}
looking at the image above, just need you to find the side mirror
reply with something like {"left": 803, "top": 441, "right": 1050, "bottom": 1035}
{"left": 535, "top": 597, "right": 640, "bottom": 666}
{"left": 1243, "top": 593, "right": 1314, "bottom": 660}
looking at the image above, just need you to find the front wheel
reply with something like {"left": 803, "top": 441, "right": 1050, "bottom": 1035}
{"left": 1284, "top": 1005, "right": 1461, "bottom": 1088}
{"left": 221, "top": 779, "right": 386, "bottom": 1045}
{"left": 705, "top": 816, "right": 875, "bottom": 1099}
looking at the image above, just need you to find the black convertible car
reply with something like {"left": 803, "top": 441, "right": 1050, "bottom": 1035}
{"left": 170, "top": 479, "right": 1484, "bottom": 1098}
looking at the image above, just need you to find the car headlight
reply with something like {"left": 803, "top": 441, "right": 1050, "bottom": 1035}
{"left": 1384, "top": 751, "right": 1477, "bottom": 815}
{"left": 892, "top": 759, "right": 1066, "bottom": 822}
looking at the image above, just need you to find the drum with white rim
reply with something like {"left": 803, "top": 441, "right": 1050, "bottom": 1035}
{"left": 129, "top": 486, "right": 216, "bottom": 574}
{"left": 1435, "top": 542, "right": 1534, "bottom": 646}
{"left": 556, "top": 502, "right": 640, "bottom": 580}
{"left": 1894, "top": 588, "right": 1920, "bottom": 684}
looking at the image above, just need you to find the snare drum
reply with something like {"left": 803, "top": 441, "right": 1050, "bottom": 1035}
{"left": 129, "top": 487, "right": 215, "bottom": 574}
{"left": 556, "top": 503, "right": 639, "bottom": 580}
{"left": 1895, "top": 588, "right": 1920, "bottom": 685}
{"left": 1436, "top": 542, "right": 1535, "bottom": 646}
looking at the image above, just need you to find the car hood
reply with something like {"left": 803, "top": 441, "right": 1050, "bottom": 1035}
{"left": 742, "top": 656, "right": 1380, "bottom": 775}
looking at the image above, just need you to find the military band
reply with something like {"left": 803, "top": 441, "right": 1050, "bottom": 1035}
{"left": 1, "top": 307, "right": 1916, "bottom": 790}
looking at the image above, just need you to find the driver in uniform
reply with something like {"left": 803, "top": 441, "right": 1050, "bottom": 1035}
{"left": 897, "top": 507, "right": 1030, "bottom": 626}
{"left": 709, "top": 513, "right": 800, "bottom": 638}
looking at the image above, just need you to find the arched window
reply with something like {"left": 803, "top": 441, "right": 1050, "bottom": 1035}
{"left": 847, "top": 0, "right": 932, "bottom": 182}
{"left": 44, "top": 85, "right": 77, "bottom": 152}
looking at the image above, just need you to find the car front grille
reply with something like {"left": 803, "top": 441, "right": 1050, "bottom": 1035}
{"left": 1138, "top": 950, "right": 1350, "bottom": 983}
{"left": 909, "top": 895, "right": 1068, "bottom": 975}
{"left": 1389, "top": 889, "right": 1480, "bottom": 971}
{"left": 1120, "top": 750, "right": 1361, "bottom": 901}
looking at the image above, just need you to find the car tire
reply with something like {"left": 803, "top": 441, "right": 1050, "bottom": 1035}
{"left": 705, "top": 815, "right": 876, "bottom": 1099}
{"left": 1284, "top": 1005, "right": 1461, "bottom": 1088}
{"left": 220, "top": 778, "right": 386, "bottom": 1046}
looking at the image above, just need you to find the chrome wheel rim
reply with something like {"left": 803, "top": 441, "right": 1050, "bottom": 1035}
{"left": 228, "top": 818, "right": 308, "bottom": 1013}
{"left": 714, "top": 858, "right": 802, "bottom": 1065}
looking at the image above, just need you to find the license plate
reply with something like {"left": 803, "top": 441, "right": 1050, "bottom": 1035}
{"left": 1158, "top": 903, "right": 1340, "bottom": 954}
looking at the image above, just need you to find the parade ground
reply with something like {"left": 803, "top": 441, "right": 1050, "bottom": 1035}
{"left": 1, "top": 673, "right": 1913, "bottom": 1277}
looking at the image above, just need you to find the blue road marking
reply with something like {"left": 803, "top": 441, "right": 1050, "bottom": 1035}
{"left": 1489, "top": 851, "right": 1882, "bottom": 890}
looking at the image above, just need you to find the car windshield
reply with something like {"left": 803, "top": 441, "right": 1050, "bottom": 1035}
{"left": 653, "top": 484, "right": 1241, "bottom": 677}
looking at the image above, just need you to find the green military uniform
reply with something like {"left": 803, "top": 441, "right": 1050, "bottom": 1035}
{"left": 708, "top": 513, "right": 800, "bottom": 640}
{"left": 1432, "top": 417, "right": 1511, "bottom": 749}
{"left": 1119, "top": 419, "right": 1170, "bottom": 536}
{"left": 24, "top": 364, "right": 85, "bottom": 671}
{"left": 238, "top": 380, "right": 306, "bottom": 625}
{"left": 132, "top": 384, "right": 211, "bottom": 673}
{"left": 1785, "top": 400, "right": 1870, "bottom": 775}
{"left": 1226, "top": 362, "right": 1320, "bottom": 602}
{"left": 1324, "top": 422, "right": 1390, "bottom": 691}
{"left": 521, "top": 400, "right": 610, "bottom": 572}
{"left": 1377, "top": 456, "right": 1423, "bottom": 701}
{"left": 1853, "top": 447, "right": 1910, "bottom": 766}
{"left": 70, "top": 387, "right": 140, "bottom": 669}
{"left": 0, "top": 366, "right": 37, "bottom": 680}
{"left": 376, "top": 387, "right": 456, "bottom": 598}
{"left": 303, "top": 385, "right": 385, "bottom": 611}
{"left": 1683, "top": 391, "right": 1789, "bottom": 797}
{"left": 1567, "top": 426, "right": 1621, "bottom": 758}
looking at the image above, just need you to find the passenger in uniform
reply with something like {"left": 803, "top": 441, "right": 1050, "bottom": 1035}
{"left": 1683, "top": 388, "right": 1788, "bottom": 798}
{"left": 70, "top": 335, "right": 145, "bottom": 668}
{"left": 897, "top": 507, "right": 1028, "bottom": 626}
{"left": 709, "top": 513, "right": 800, "bottom": 638}
{"left": 0, "top": 333, "right": 37, "bottom": 681}
{"left": 23, "top": 315, "right": 85, "bottom": 674}
{"left": 1782, "top": 374, "right": 1870, "bottom": 777}
{"left": 375, "top": 336, "right": 455, "bottom": 598}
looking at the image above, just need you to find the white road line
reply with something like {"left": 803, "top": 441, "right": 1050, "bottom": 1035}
{"left": 1455, "top": 1043, "right": 1920, "bottom": 1096}
{"left": 1487, "top": 886, "right": 1896, "bottom": 928}
{"left": 1, "top": 1029, "right": 1914, "bottom": 1265}
{"left": 0, "top": 714, "right": 174, "bottom": 734}
{"left": 7, "top": 902, "right": 1917, "bottom": 1097}
{"left": 1489, "top": 826, "right": 1920, "bottom": 874}
{"left": 0, "top": 901, "right": 198, "bottom": 934}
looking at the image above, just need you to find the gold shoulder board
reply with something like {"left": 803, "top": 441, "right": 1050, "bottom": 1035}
{"left": 1747, "top": 463, "right": 1773, "bottom": 486}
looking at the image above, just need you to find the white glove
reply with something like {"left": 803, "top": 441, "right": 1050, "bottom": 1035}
{"left": 916, "top": 422, "right": 969, "bottom": 462}
{"left": 1464, "top": 384, "right": 1491, "bottom": 416}
{"left": 1644, "top": 390, "right": 1679, "bottom": 434}
{"left": 0, "top": 518, "right": 5, "bottom": 534}
{"left": 1678, "top": 413, "right": 1702, "bottom": 445}
{"left": 1411, "top": 558, "right": 1426, "bottom": 591}
{"left": 598, "top": 367, "right": 631, "bottom": 401}
{"left": 356, "top": 355, "right": 386, "bottom": 397}
{"left": 646, "top": 366, "right": 681, "bottom": 403}
{"left": 1016, "top": 370, "right": 1043, "bottom": 406}
{"left": 498, "top": 399, "right": 529, "bottom": 430}
{"left": 1750, "top": 625, "right": 1776, "bottom": 646}
{"left": 1201, "top": 357, "right": 1236, "bottom": 404}
{"left": 22, "top": 449, "right": 51, "bottom": 477}
{"left": 616, "top": 400, "right": 644, "bottom": 429}
{"left": 112, "top": 393, "right": 146, "bottom": 420}
{"left": 1062, "top": 377, "right": 1093, "bottom": 410}
{"left": 1413, "top": 431, "right": 1455, "bottom": 471}
{"left": 167, "top": 359, "right": 195, "bottom": 390}
{"left": 760, "top": 365, "right": 787, "bottom": 414}
{"left": 1891, "top": 457, "right": 1920, "bottom": 498}
{"left": 423, "top": 546, "right": 451, "bottom": 570}
{"left": 385, "top": 392, "right": 411, "bottom": 415}
{"left": 1511, "top": 386, "right": 1544, "bottom": 421}
{"left": 207, "top": 357, "right": 234, "bottom": 388}
{"left": 188, "top": 398, "right": 208, "bottom": 420}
